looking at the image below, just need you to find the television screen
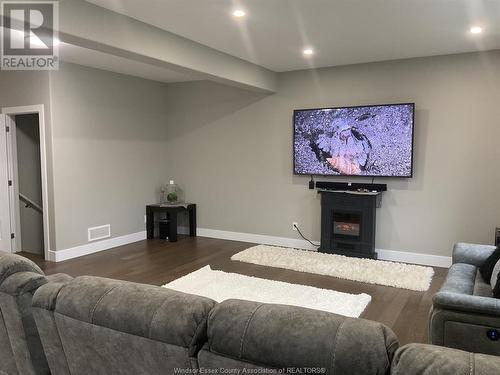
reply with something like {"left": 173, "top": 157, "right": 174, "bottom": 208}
{"left": 293, "top": 103, "right": 414, "bottom": 177}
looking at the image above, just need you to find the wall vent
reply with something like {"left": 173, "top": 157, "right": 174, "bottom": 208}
{"left": 88, "top": 224, "right": 111, "bottom": 242}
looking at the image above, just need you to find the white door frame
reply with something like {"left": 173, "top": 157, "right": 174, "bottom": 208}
{"left": 3, "top": 114, "right": 21, "bottom": 253}
{"left": 1, "top": 105, "right": 50, "bottom": 260}
{"left": 0, "top": 115, "right": 12, "bottom": 253}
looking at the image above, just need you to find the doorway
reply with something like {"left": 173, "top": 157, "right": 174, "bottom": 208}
{"left": 0, "top": 105, "right": 50, "bottom": 260}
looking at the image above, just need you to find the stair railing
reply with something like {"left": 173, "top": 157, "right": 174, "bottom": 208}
{"left": 19, "top": 193, "right": 43, "bottom": 214}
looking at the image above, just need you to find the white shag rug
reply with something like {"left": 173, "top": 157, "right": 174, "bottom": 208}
{"left": 163, "top": 265, "right": 371, "bottom": 317}
{"left": 231, "top": 245, "right": 434, "bottom": 292}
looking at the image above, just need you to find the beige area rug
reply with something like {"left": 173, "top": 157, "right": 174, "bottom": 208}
{"left": 164, "top": 265, "right": 371, "bottom": 317}
{"left": 231, "top": 245, "right": 434, "bottom": 292}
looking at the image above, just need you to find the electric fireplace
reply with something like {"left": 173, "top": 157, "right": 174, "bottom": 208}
{"left": 318, "top": 191, "right": 381, "bottom": 259}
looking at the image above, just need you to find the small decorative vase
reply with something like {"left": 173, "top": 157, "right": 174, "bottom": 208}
{"left": 163, "top": 180, "right": 180, "bottom": 204}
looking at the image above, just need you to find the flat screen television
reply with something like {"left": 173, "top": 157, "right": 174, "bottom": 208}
{"left": 293, "top": 103, "right": 414, "bottom": 177}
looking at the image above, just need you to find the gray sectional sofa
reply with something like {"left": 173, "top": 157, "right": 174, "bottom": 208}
{"left": 0, "top": 254, "right": 71, "bottom": 375}
{"left": 430, "top": 242, "right": 500, "bottom": 356}
{"left": 32, "top": 276, "right": 399, "bottom": 375}
{"left": 2, "top": 253, "right": 500, "bottom": 375}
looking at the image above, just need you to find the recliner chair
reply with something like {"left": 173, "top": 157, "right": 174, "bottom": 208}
{"left": 0, "top": 254, "right": 72, "bottom": 375}
{"left": 430, "top": 242, "right": 500, "bottom": 356}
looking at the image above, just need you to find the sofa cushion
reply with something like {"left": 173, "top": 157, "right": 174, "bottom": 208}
{"left": 202, "top": 299, "right": 398, "bottom": 374}
{"left": 40, "top": 276, "right": 216, "bottom": 355}
{"left": 391, "top": 343, "right": 500, "bottom": 375}
{"left": 479, "top": 246, "right": 500, "bottom": 284}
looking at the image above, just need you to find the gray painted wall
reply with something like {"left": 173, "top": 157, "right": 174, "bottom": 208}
{"left": 49, "top": 63, "right": 172, "bottom": 250}
{"left": 16, "top": 114, "right": 44, "bottom": 254}
{"left": 4, "top": 51, "right": 499, "bottom": 258}
{"left": 162, "top": 51, "right": 500, "bottom": 257}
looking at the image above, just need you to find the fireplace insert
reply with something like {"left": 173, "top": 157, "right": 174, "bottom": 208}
{"left": 333, "top": 212, "right": 361, "bottom": 239}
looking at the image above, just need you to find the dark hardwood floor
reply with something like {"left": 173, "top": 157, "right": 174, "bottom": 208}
{"left": 20, "top": 236, "right": 447, "bottom": 346}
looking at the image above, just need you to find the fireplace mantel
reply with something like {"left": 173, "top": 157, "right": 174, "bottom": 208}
{"left": 318, "top": 190, "right": 382, "bottom": 259}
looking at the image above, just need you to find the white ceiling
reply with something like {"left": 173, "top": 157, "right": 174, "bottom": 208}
{"left": 59, "top": 43, "right": 197, "bottom": 83}
{"left": 86, "top": 0, "right": 500, "bottom": 72}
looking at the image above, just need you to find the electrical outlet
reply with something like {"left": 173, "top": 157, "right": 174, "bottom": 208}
{"left": 292, "top": 222, "right": 298, "bottom": 231}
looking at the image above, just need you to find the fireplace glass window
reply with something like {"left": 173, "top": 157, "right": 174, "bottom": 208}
{"left": 333, "top": 212, "right": 361, "bottom": 238}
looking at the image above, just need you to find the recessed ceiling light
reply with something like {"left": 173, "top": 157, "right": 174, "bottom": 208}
{"left": 303, "top": 48, "right": 314, "bottom": 56}
{"left": 232, "top": 10, "right": 246, "bottom": 18}
{"left": 470, "top": 26, "right": 483, "bottom": 34}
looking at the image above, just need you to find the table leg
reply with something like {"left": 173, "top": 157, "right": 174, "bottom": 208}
{"left": 146, "top": 207, "right": 154, "bottom": 239}
{"left": 189, "top": 205, "right": 197, "bottom": 237}
{"left": 168, "top": 212, "right": 178, "bottom": 242}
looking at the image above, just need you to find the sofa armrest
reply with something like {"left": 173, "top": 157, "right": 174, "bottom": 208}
{"left": 0, "top": 254, "right": 44, "bottom": 285}
{"left": 453, "top": 243, "right": 496, "bottom": 266}
{"left": 0, "top": 272, "right": 47, "bottom": 296}
{"left": 46, "top": 273, "right": 73, "bottom": 284}
{"left": 433, "top": 291, "right": 500, "bottom": 316}
{"left": 391, "top": 343, "right": 500, "bottom": 375}
{"left": 32, "top": 281, "right": 68, "bottom": 311}
{"left": 32, "top": 282, "right": 74, "bottom": 375}
{"left": 0, "top": 270, "right": 72, "bottom": 297}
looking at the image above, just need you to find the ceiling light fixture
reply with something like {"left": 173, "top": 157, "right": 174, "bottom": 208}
{"left": 303, "top": 48, "right": 314, "bottom": 56}
{"left": 470, "top": 26, "right": 483, "bottom": 34}
{"left": 232, "top": 10, "right": 246, "bottom": 18}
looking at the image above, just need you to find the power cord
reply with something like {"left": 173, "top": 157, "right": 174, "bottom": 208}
{"left": 293, "top": 224, "right": 320, "bottom": 248}
{"left": 309, "top": 175, "right": 315, "bottom": 190}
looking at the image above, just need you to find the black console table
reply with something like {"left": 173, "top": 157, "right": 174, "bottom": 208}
{"left": 318, "top": 190, "right": 382, "bottom": 259}
{"left": 146, "top": 203, "right": 196, "bottom": 242}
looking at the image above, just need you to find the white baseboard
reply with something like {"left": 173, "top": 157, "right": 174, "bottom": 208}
{"left": 48, "top": 227, "right": 452, "bottom": 268}
{"left": 196, "top": 228, "right": 452, "bottom": 268}
{"left": 49, "top": 231, "right": 146, "bottom": 262}
{"left": 197, "top": 228, "right": 318, "bottom": 251}
{"left": 376, "top": 248, "right": 451, "bottom": 268}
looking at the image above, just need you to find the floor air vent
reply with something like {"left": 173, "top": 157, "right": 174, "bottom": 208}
{"left": 88, "top": 224, "right": 111, "bottom": 242}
